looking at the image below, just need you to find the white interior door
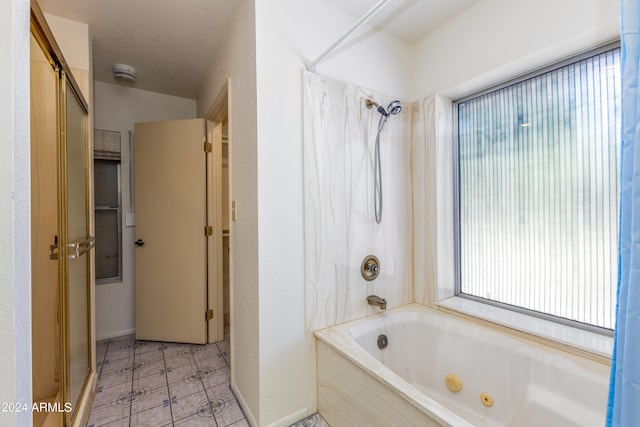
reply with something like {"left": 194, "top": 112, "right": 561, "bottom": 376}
{"left": 134, "top": 118, "right": 209, "bottom": 344}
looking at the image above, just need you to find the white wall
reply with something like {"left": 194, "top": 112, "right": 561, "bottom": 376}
{"left": 271, "top": 2, "right": 413, "bottom": 100}
{"left": 249, "top": 1, "right": 621, "bottom": 425}
{"left": 196, "top": 0, "right": 260, "bottom": 423}
{"left": 253, "top": 1, "right": 411, "bottom": 426}
{"left": 197, "top": 0, "right": 411, "bottom": 425}
{"left": 0, "top": 0, "right": 32, "bottom": 425}
{"left": 93, "top": 81, "right": 197, "bottom": 340}
{"left": 411, "top": 0, "right": 621, "bottom": 100}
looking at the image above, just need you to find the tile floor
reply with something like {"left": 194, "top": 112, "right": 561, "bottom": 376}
{"left": 89, "top": 331, "right": 246, "bottom": 427}
{"left": 290, "top": 414, "right": 330, "bottom": 427}
{"left": 88, "top": 331, "right": 330, "bottom": 427}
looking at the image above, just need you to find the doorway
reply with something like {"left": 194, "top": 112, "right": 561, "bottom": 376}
{"left": 132, "top": 85, "right": 231, "bottom": 346}
{"left": 205, "top": 81, "right": 232, "bottom": 355}
{"left": 133, "top": 118, "right": 217, "bottom": 344}
{"left": 132, "top": 97, "right": 229, "bottom": 345}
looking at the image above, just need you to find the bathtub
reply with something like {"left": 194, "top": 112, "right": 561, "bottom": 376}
{"left": 314, "top": 304, "right": 610, "bottom": 427}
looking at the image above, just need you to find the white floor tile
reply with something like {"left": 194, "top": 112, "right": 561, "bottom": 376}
{"left": 89, "top": 338, "right": 248, "bottom": 427}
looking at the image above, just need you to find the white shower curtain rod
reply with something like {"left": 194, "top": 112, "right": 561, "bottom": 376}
{"left": 306, "top": 0, "right": 391, "bottom": 72}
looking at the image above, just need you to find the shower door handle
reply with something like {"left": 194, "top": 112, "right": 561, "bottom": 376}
{"left": 68, "top": 236, "right": 96, "bottom": 259}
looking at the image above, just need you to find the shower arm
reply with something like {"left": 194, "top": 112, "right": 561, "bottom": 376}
{"left": 306, "top": 0, "right": 391, "bottom": 72}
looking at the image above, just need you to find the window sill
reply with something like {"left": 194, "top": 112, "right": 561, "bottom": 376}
{"left": 96, "top": 277, "right": 123, "bottom": 285}
{"left": 435, "top": 296, "right": 613, "bottom": 362}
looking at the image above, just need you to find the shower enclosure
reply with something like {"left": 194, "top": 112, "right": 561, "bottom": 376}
{"left": 31, "top": 2, "right": 95, "bottom": 425}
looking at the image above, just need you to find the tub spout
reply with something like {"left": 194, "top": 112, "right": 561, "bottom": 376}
{"left": 367, "top": 295, "right": 387, "bottom": 310}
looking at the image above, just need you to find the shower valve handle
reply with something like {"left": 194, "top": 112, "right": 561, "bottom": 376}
{"left": 361, "top": 255, "right": 380, "bottom": 281}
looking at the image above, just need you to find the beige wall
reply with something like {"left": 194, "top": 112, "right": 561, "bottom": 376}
{"left": 43, "top": 13, "right": 91, "bottom": 101}
{"left": 0, "top": 0, "right": 32, "bottom": 425}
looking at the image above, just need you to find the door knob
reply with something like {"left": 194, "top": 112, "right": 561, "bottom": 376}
{"left": 135, "top": 239, "right": 145, "bottom": 247}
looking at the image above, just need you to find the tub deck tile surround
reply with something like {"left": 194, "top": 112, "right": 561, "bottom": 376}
{"left": 89, "top": 330, "right": 330, "bottom": 426}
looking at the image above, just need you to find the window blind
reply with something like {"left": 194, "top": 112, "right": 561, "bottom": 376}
{"left": 457, "top": 47, "right": 621, "bottom": 329}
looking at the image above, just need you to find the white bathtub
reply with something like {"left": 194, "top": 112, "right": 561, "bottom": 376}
{"left": 315, "top": 304, "right": 610, "bottom": 427}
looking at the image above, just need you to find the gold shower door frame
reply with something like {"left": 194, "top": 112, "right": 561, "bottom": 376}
{"left": 59, "top": 70, "right": 92, "bottom": 426}
{"left": 31, "top": 2, "right": 94, "bottom": 425}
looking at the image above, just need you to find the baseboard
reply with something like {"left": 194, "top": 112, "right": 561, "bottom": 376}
{"left": 96, "top": 328, "right": 135, "bottom": 342}
{"left": 229, "top": 381, "right": 309, "bottom": 427}
{"left": 264, "top": 408, "right": 310, "bottom": 427}
{"left": 230, "top": 382, "right": 258, "bottom": 427}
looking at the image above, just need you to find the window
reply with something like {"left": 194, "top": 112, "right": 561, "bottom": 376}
{"left": 454, "top": 45, "right": 621, "bottom": 330}
{"left": 94, "top": 129, "right": 122, "bottom": 282}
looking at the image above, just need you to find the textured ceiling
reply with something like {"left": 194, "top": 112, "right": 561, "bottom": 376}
{"left": 37, "top": 0, "right": 480, "bottom": 99}
{"left": 38, "top": 0, "right": 238, "bottom": 99}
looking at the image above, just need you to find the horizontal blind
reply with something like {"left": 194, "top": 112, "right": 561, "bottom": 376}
{"left": 95, "top": 209, "right": 120, "bottom": 279}
{"left": 457, "top": 47, "right": 621, "bottom": 329}
{"left": 94, "top": 159, "right": 119, "bottom": 207}
{"left": 94, "top": 147, "right": 122, "bottom": 281}
{"left": 94, "top": 129, "right": 121, "bottom": 160}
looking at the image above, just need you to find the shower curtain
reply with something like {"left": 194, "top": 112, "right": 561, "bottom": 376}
{"left": 606, "top": 0, "right": 640, "bottom": 425}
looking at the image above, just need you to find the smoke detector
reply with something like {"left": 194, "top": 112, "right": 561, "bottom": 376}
{"left": 113, "top": 64, "right": 137, "bottom": 83}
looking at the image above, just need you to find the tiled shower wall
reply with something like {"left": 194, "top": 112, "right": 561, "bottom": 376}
{"left": 303, "top": 71, "right": 413, "bottom": 332}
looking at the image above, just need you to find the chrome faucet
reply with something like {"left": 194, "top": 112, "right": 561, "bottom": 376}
{"left": 367, "top": 295, "right": 387, "bottom": 310}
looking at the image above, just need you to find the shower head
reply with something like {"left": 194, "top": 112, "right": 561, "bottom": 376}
{"left": 367, "top": 98, "right": 402, "bottom": 133}
{"left": 367, "top": 99, "right": 402, "bottom": 132}
{"left": 367, "top": 98, "right": 402, "bottom": 117}
{"left": 387, "top": 100, "right": 402, "bottom": 115}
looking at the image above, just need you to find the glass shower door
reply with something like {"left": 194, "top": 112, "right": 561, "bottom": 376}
{"left": 63, "top": 77, "right": 92, "bottom": 416}
{"left": 31, "top": 3, "right": 95, "bottom": 423}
